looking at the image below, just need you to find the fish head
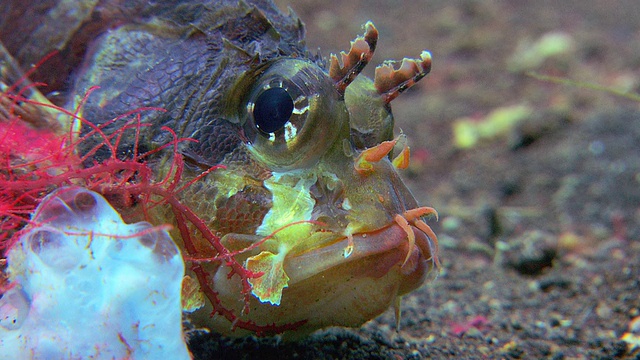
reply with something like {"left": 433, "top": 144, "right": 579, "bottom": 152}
{"left": 180, "top": 23, "right": 438, "bottom": 336}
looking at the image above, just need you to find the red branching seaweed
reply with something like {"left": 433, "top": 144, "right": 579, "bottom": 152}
{"left": 0, "top": 69, "right": 303, "bottom": 334}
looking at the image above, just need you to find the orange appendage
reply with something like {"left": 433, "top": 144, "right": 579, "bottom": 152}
{"left": 392, "top": 144, "right": 410, "bottom": 170}
{"left": 354, "top": 135, "right": 413, "bottom": 174}
{"left": 394, "top": 206, "right": 439, "bottom": 269}
{"left": 330, "top": 21, "right": 378, "bottom": 94}
{"left": 374, "top": 51, "right": 432, "bottom": 104}
{"left": 354, "top": 138, "right": 397, "bottom": 174}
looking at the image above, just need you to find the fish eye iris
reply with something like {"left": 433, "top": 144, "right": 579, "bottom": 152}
{"left": 253, "top": 87, "right": 294, "bottom": 134}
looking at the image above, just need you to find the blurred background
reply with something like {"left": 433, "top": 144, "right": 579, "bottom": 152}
{"left": 275, "top": 0, "right": 640, "bottom": 247}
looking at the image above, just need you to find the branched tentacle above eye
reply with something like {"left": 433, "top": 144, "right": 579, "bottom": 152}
{"left": 329, "top": 22, "right": 378, "bottom": 94}
{"left": 374, "top": 51, "right": 432, "bottom": 103}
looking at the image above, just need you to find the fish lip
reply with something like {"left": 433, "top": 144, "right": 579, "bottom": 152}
{"left": 284, "top": 223, "right": 436, "bottom": 286}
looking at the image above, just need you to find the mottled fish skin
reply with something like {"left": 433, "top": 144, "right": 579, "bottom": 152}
{"left": 0, "top": 0, "right": 438, "bottom": 337}
{"left": 3, "top": 0, "right": 307, "bottom": 159}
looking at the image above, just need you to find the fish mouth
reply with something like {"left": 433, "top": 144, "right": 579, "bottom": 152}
{"left": 284, "top": 220, "right": 439, "bottom": 293}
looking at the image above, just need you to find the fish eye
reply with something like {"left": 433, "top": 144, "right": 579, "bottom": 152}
{"left": 252, "top": 87, "right": 294, "bottom": 134}
{"left": 235, "top": 58, "right": 349, "bottom": 171}
{"left": 245, "top": 78, "right": 309, "bottom": 147}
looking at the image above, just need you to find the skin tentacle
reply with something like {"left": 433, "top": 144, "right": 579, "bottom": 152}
{"left": 330, "top": 22, "right": 378, "bottom": 94}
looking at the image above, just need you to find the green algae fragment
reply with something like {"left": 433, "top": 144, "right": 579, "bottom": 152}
{"left": 508, "top": 32, "right": 575, "bottom": 71}
{"left": 247, "top": 173, "right": 317, "bottom": 304}
{"left": 453, "top": 104, "right": 532, "bottom": 148}
{"left": 246, "top": 250, "right": 289, "bottom": 305}
{"left": 212, "top": 170, "right": 247, "bottom": 202}
{"left": 256, "top": 173, "right": 315, "bottom": 238}
{"left": 181, "top": 275, "right": 205, "bottom": 313}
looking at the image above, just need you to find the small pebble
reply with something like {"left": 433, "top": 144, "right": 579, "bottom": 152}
{"left": 496, "top": 230, "right": 558, "bottom": 275}
{"left": 596, "top": 302, "right": 613, "bottom": 319}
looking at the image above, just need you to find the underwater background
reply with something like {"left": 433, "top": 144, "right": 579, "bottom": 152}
{"left": 0, "top": 0, "right": 639, "bottom": 358}
{"left": 216, "top": 0, "right": 639, "bottom": 358}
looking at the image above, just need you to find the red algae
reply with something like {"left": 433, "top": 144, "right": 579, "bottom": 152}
{"left": 0, "top": 75, "right": 283, "bottom": 333}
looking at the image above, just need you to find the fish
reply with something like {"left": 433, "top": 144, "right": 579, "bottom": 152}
{"left": 0, "top": 0, "right": 438, "bottom": 337}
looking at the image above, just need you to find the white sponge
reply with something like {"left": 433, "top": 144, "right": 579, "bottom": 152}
{"left": 0, "top": 186, "right": 191, "bottom": 359}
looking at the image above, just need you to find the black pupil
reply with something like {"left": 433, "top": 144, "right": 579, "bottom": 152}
{"left": 253, "top": 87, "right": 294, "bottom": 134}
